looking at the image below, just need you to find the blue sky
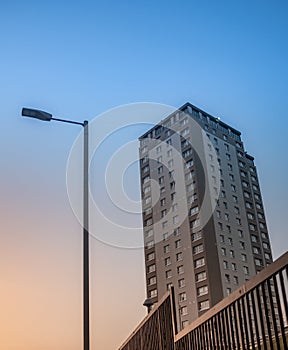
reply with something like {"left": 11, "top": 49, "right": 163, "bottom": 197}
{"left": 0, "top": 1, "right": 288, "bottom": 349}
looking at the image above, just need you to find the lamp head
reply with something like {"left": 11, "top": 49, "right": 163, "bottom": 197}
{"left": 22, "top": 108, "right": 52, "bottom": 121}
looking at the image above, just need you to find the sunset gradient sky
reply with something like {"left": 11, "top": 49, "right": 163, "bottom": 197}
{"left": 0, "top": 1, "right": 288, "bottom": 349}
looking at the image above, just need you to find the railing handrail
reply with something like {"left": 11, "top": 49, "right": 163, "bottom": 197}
{"left": 175, "top": 251, "right": 288, "bottom": 342}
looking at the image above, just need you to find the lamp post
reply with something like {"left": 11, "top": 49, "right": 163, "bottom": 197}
{"left": 21, "top": 108, "right": 90, "bottom": 350}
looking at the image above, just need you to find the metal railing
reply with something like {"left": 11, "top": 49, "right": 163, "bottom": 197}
{"left": 118, "top": 252, "right": 288, "bottom": 350}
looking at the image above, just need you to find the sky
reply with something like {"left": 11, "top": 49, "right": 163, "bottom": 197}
{"left": 0, "top": 0, "right": 288, "bottom": 349}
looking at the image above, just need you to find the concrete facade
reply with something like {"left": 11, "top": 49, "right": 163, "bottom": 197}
{"left": 139, "top": 103, "right": 273, "bottom": 330}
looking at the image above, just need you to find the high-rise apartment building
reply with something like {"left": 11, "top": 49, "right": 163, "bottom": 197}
{"left": 139, "top": 103, "right": 273, "bottom": 330}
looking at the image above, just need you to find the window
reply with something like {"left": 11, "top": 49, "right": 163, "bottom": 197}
{"left": 231, "top": 263, "right": 237, "bottom": 271}
{"left": 255, "top": 259, "right": 262, "bottom": 266}
{"left": 165, "top": 270, "right": 172, "bottom": 278}
{"left": 157, "top": 156, "right": 162, "bottom": 164}
{"left": 261, "top": 232, "right": 267, "bottom": 239}
{"left": 163, "top": 245, "right": 170, "bottom": 254}
{"left": 197, "top": 285, "right": 208, "bottom": 296}
{"left": 149, "top": 289, "right": 157, "bottom": 298}
{"left": 227, "top": 288, "right": 232, "bottom": 296}
{"left": 147, "top": 264, "right": 156, "bottom": 273}
{"left": 218, "top": 222, "right": 223, "bottom": 231}
{"left": 161, "top": 209, "right": 167, "bottom": 218}
{"left": 179, "top": 292, "right": 187, "bottom": 302}
{"left": 168, "top": 159, "right": 174, "bottom": 168}
{"left": 191, "top": 218, "right": 200, "bottom": 228}
{"left": 193, "top": 244, "right": 204, "bottom": 254}
{"left": 233, "top": 276, "right": 239, "bottom": 285}
{"left": 163, "top": 232, "right": 169, "bottom": 241}
{"left": 147, "top": 252, "right": 155, "bottom": 261}
{"left": 180, "top": 128, "right": 189, "bottom": 137}
{"left": 160, "top": 198, "right": 166, "bottom": 206}
{"left": 156, "top": 145, "right": 162, "bottom": 154}
{"left": 263, "top": 242, "right": 269, "bottom": 250}
{"left": 195, "top": 258, "right": 205, "bottom": 268}
{"left": 187, "top": 183, "right": 196, "bottom": 192}
{"left": 229, "top": 174, "right": 234, "bottom": 182}
{"left": 240, "top": 241, "right": 245, "bottom": 250}
{"left": 144, "top": 186, "right": 151, "bottom": 195}
{"left": 234, "top": 206, "right": 240, "bottom": 214}
{"left": 165, "top": 129, "right": 171, "bottom": 137}
{"left": 177, "top": 265, "right": 184, "bottom": 274}
{"left": 192, "top": 231, "right": 202, "bottom": 241}
{"left": 228, "top": 238, "right": 233, "bottom": 246}
{"left": 185, "top": 159, "right": 194, "bottom": 169}
{"left": 145, "top": 218, "right": 153, "bottom": 226}
{"left": 253, "top": 184, "right": 259, "bottom": 191}
{"left": 146, "top": 241, "right": 154, "bottom": 249}
{"left": 144, "top": 196, "right": 151, "bottom": 205}
{"left": 230, "top": 250, "right": 235, "bottom": 258}
{"left": 249, "top": 224, "right": 256, "bottom": 231}
{"left": 158, "top": 166, "right": 163, "bottom": 174}
{"left": 148, "top": 276, "right": 156, "bottom": 285}
{"left": 173, "top": 215, "right": 179, "bottom": 224}
{"left": 170, "top": 181, "right": 175, "bottom": 190}
{"left": 247, "top": 213, "right": 254, "bottom": 220}
{"left": 228, "top": 163, "right": 233, "bottom": 171}
{"left": 238, "top": 230, "right": 243, "bottom": 238}
{"left": 243, "top": 266, "right": 249, "bottom": 275}
{"left": 178, "top": 278, "right": 185, "bottom": 288}
{"left": 183, "top": 148, "right": 193, "bottom": 158}
{"left": 265, "top": 252, "right": 271, "bottom": 260}
{"left": 185, "top": 171, "right": 195, "bottom": 181}
{"left": 176, "top": 252, "right": 183, "bottom": 261}
{"left": 242, "top": 181, "right": 249, "bottom": 188}
{"left": 162, "top": 221, "right": 168, "bottom": 229}
{"left": 236, "top": 218, "right": 242, "bottom": 226}
{"left": 199, "top": 300, "right": 210, "bottom": 311}
{"left": 175, "top": 240, "right": 182, "bottom": 249}
{"left": 225, "top": 274, "right": 230, "bottom": 283}
{"left": 216, "top": 210, "right": 221, "bottom": 219}
{"left": 173, "top": 227, "right": 180, "bottom": 236}
{"left": 172, "top": 203, "right": 178, "bottom": 212}
{"left": 224, "top": 213, "right": 229, "bottom": 221}
{"left": 223, "top": 261, "right": 228, "bottom": 269}
{"left": 231, "top": 184, "right": 236, "bottom": 192}
{"left": 226, "top": 153, "right": 231, "bottom": 160}
{"left": 220, "top": 235, "right": 225, "bottom": 243}
{"left": 180, "top": 306, "right": 188, "bottom": 316}
{"left": 165, "top": 257, "right": 171, "bottom": 266}
{"left": 141, "top": 145, "right": 148, "bottom": 154}
{"left": 196, "top": 271, "right": 207, "bottom": 282}
{"left": 167, "top": 149, "right": 172, "bottom": 157}
{"left": 143, "top": 175, "right": 150, "bottom": 184}
{"left": 158, "top": 176, "right": 164, "bottom": 185}
{"left": 241, "top": 253, "right": 247, "bottom": 262}
{"left": 190, "top": 206, "right": 199, "bottom": 216}
{"left": 142, "top": 166, "right": 149, "bottom": 174}
{"left": 171, "top": 192, "right": 176, "bottom": 201}
{"left": 145, "top": 208, "right": 152, "bottom": 216}
{"left": 251, "top": 235, "right": 258, "bottom": 243}
{"left": 169, "top": 170, "right": 175, "bottom": 179}
{"left": 233, "top": 195, "right": 238, "bottom": 203}
{"left": 253, "top": 246, "right": 260, "bottom": 254}
{"left": 221, "top": 247, "right": 226, "bottom": 256}
{"left": 166, "top": 139, "right": 172, "bottom": 146}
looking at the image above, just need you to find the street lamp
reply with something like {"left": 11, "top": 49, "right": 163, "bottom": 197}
{"left": 21, "top": 107, "right": 90, "bottom": 350}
